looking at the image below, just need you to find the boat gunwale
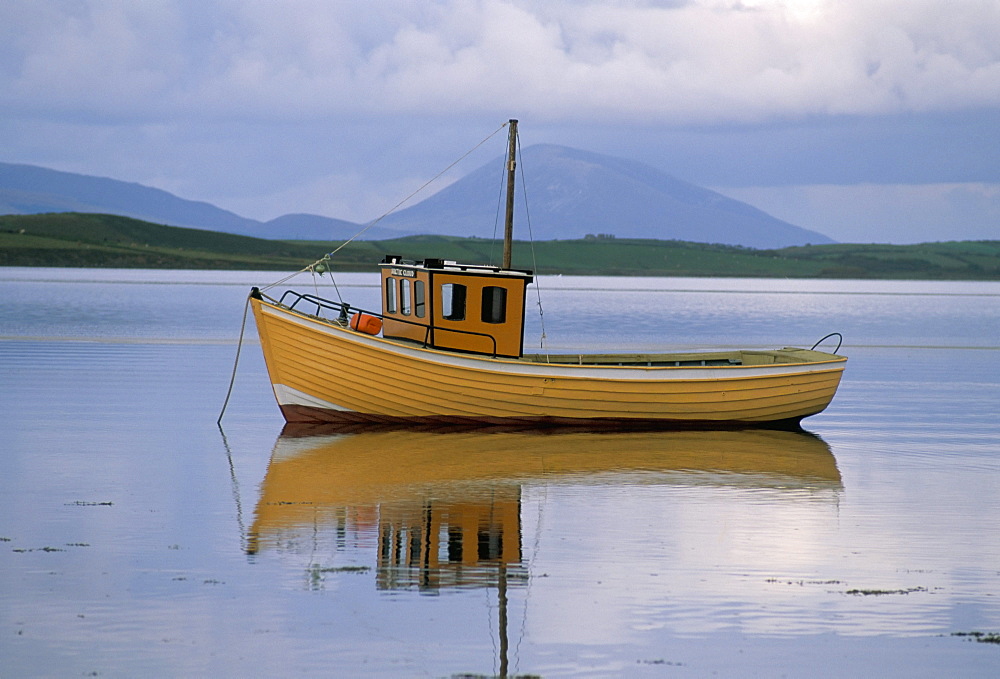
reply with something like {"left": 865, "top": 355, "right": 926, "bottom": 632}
{"left": 255, "top": 297, "right": 848, "bottom": 374}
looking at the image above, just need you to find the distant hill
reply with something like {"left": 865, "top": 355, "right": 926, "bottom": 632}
{"left": 0, "top": 161, "right": 257, "bottom": 231}
{"left": 252, "top": 213, "right": 364, "bottom": 240}
{"left": 3, "top": 213, "right": 997, "bottom": 279}
{"left": 377, "top": 145, "right": 836, "bottom": 248}
{"left": 0, "top": 212, "right": 345, "bottom": 270}
{"left": 0, "top": 145, "right": 835, "bottom": 248}
{"left": 0, "top": 161, "right": 399, "bottom": 241}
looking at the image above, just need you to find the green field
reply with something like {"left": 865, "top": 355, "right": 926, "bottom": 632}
{"left": 2, "top": 212, "right": 999, "bottom": 279}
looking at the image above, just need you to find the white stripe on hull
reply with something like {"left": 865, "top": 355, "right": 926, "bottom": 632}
{"left": 273, "top": 383, "right": 350, "bottom": 411}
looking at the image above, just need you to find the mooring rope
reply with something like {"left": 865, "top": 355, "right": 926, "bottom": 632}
{"left": 217, "top": 292, "right": 252, "bottom": 425}
{"left": 224, "top": 120, "right": 516, "bottom": 419}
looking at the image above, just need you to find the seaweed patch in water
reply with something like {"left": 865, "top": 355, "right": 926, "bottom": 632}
{"left": 312, "top": 565, "right": 372, "bottom": 573}
{"left": 66, "top": 501, "right": 113, "bottom": 506}
{"left": 953, "top": 632, "right": 1000, "bottom": 645}
{"left": 638, "top": 659, "right": 685, "bottom": 666}
{"left": 767, "top": 579, "right": 845, "bottom": 586}
{"left": 846, "top": 587, "right": 927, "bottom": 596}
{"left": 451, "top": 674, "right": 541, "bottom": 679}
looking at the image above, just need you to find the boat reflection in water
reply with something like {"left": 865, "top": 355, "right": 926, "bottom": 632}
{"left": 247, "top": 426, "right": 840, "bottom": 587}
{"left": 247, "top": 426, "right": 839, "bottom": 675}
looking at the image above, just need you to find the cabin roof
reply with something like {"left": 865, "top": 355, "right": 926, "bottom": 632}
{"left": 381, "top": 255, "right": 533, "bottom": 280}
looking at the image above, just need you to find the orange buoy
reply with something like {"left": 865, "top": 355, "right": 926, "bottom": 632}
{"left": 350, "top": 313, "right": 383, "bottom": 336}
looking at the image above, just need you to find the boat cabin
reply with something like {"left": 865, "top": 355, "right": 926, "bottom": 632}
{"left": 379, "top": 255, "right": 533, "bottom": 358}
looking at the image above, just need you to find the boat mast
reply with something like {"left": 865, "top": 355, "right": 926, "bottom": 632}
{"left": 502, "top": 119, "right": 518, "bottom": 270}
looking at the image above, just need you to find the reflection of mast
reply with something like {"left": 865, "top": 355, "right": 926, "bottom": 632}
{"left": 498, "top": 562, "right": 509, "bottom": 678}
{"left": 371, "top": 491, "right": 521, "bottom": 675}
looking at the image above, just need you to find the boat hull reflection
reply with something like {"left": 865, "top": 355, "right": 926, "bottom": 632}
{"left": 248, "top": 427, "right": 840, "bottom": 592}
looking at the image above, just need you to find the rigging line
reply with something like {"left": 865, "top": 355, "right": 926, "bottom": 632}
{"left": 515, "top": 133, "right": 547, "bottom": 350}
{"left": 307, "top": 264, "right": 345, "bottom": 307}
{"left": 217, "top": 292, "right": 252, "bottom": 424}
{"left": 262, "top": 120, "right": 511, "bottom": 292}
{"left": 489, "top": 149, "right": 508, "bottom": 267}
{"left": 327, "top": 120, "right": 511, "bottom": 259}
{"left": 328, "top": 271, "right": 345, "bottom": 306}
{"left": 261, "top": 263, "right": 312, "bottom": 293}
{"left": 262, "top": 253, "right": 337, "bottom": 293}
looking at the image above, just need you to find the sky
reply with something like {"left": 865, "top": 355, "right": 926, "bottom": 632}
{"left": 2, "top": 0, "right": 999, "bottom": 244}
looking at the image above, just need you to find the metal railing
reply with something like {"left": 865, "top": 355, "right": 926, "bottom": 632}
{"left": 278, "top": 290, "right": 353, "bottom": 323}
{"left": 274, "top": 290, "right": 501, "bottom": 357}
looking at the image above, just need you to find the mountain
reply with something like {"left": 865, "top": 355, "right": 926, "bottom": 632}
{"left": 248, "top": 213, "right": 374, "bottom": 240}
{"left": 377, "top": 145, "right": 834, "bottom": 248}
{"left": 0, "top": 146, "right": 835, "bottom": 248}
{"left": 0, "top": 161, "right": 257, "bottom": 231}
{"left": 0, "top": 161, "right": 398, "bottom": 240}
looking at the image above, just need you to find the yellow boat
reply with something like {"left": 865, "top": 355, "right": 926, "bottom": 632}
{"left": 249, "top": 120, "right": 846, "bottom": 429}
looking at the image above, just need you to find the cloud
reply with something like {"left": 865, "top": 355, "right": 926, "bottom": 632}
{"left": 2, "top": 1, "right": 998, "bottom": 241}
{"left": 3, "top": 1, "right": 1000, "bottom": 124}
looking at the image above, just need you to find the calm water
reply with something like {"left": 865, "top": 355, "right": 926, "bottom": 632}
{"left": 1, "top": 267, "right": 999, "bottom": 677}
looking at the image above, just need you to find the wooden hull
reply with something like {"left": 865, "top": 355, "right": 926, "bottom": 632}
{"left": 251, "top": 297, "right": 846, "bottom": 428}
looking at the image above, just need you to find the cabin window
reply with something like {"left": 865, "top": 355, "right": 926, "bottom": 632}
{"left": 414, "top": 280, "right": 426, "bottom": 318}
{"left": 400, "top": 278, "right": 412, "bottom": 316}
{"left": 385, "top": 278, "right": 397, "bottom": 314}
{"left": 481, "top": 286, "right": 507, "bottom": 324}
{"left": 447, "top": 526, "right": 463, "bottom": 562}
{"left": 441, "top": 283, "right": 466, "bottom": 321}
